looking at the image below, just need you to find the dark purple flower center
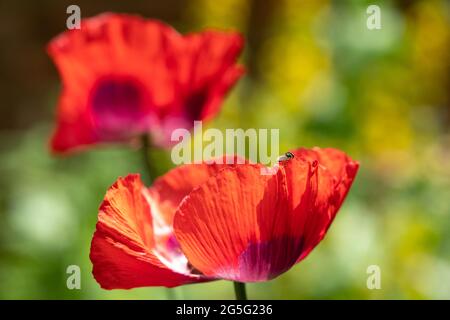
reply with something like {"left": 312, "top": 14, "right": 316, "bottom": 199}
{"left": 237, "top": 236, "right": 304, "bottom": 281}
{"left": 90, "top": 77, "right": 148, "bottom": 138}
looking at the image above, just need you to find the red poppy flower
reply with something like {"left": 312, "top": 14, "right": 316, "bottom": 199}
{"left": 47, "top": 13, "right": 244, "bottom": 154}
{"left": 90, "top": 148, "right": 359, "bottom": 289}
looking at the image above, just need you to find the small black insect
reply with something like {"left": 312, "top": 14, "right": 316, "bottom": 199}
{"left": 278, "top": 151, "right": 295, "bottom": 162}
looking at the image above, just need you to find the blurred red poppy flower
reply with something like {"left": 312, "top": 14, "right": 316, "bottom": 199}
{"left": 47, "top": 13, "right": 244, "bottom": 154}
{"left": 89, "top": 148, "right": 359, "bottom": 289}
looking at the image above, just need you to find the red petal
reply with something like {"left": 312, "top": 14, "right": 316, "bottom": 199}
{"left": 291, "top": 147, "right": 359, "bottom": 211}
{"left": 168, "top": 30, "right": 245, "bottom": 121}
{"left": 288, "top": 147, "right": 359, "bottom": 261}
{"left": 90, "top": 174, "right": 205, "bottom": 289}
{"left": 50, "top": 94, "right": 98, "bottom": 154}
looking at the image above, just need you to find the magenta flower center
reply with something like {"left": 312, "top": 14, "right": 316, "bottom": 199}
{"left": 90, "top": 77, "right": 149, "bottom": 139}
{"left": 236, "top": 237, "right": 304, "bottom": 282}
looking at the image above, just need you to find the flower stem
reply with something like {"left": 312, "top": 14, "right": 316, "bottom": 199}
{"left": 233, "top": 282, "right": 248, "bottom": 300}
{"left": 140, "top": 135, "right": 155, "bottom": 184}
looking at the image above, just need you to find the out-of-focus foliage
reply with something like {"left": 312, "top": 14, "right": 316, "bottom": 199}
{"left": 0, "top": 0, "right": 449, "bottom": 299}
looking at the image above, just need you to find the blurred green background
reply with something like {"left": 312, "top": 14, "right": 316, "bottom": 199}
{"left": 0, "top": 0, "right": 449, "bottom": 299}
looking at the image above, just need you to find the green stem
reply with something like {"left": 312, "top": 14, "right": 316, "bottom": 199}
{"left": 233, "top": 282, "right": 248, "bottom": 300}
{"left": 140, "top": 135, "right": 154, "bottom": 184}
{"left": 165, "top": 288, "right": 176, "bottom": 300}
